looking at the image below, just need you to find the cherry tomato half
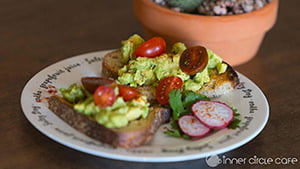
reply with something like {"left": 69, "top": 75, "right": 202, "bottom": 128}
{"left": 118, "top": 85, "right": 140, "bottom": 101}
{"left": 135, "top": 37, "right": 166, "bottom": 58}
{"left": 156, "top": 76, "right": 183, "bottom": 105}
{"left": 179, "top": 46, "right": 208, "bottom": 75}
{"left": 94, "top": 85, "right": 116, "bottom": 108}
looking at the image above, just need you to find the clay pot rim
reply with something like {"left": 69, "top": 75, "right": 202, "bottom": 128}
{"left": 141, "top": 0, "right": 278, "bottom": 20}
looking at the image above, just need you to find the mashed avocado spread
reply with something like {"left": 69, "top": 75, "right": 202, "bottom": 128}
{"left": 118, "top": 35, "right": 227, "bottom": 92}
{"left": 121, "top": 34, "right": 144, "bottom": 64}
{"left": 60, "top": 84, "right": 149, "bottom": 128}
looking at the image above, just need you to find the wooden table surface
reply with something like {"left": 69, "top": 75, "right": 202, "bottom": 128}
{"left": 1, "top": 0, "right": 299, "bottom": 168}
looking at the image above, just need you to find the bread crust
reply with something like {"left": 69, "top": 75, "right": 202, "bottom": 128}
{"left": 102, "top": 50, "right": 123, "bottom": 79}
{"left": 48, "top": 95, "right": 170, "bottom": 148}
{"left": 199, "top": 62, "right": 239, "bottom": 97}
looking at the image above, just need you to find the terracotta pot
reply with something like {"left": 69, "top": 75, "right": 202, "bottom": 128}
{"left": 133, "top": 0, "right": 279, "bottom": 66}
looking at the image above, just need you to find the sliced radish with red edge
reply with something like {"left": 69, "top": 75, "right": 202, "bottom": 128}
{"left": 178, "top": 115, "right": 211, "bottom": 137}
{"left": 192, "top": 101, "right": 234, "bottom": 129}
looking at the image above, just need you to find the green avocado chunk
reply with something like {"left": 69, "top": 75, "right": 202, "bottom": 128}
{"left": 59, "top": 83, "right": 86, "bottom": 104}
{"left": 121, "top": 34, "right": 145, "bottom": 64}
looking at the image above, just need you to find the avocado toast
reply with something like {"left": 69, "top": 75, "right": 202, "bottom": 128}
{"left": 102, "top": 35, "right": 239, "bottom": 101}
{"left": 48, "top": 95, "right": 170, "bottom": 148}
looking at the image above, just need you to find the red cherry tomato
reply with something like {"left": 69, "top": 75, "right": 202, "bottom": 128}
{"left": 156, "top": 76, "right": 183, "bottom": 105}
{"left": 94, "top": 85, "right": 116, "bottom": 108}
{"left": 179, "top": 46, "right": 208, "bottom": 75}
{"left": 118, "top": 85, "right": 140, "bottom": 101}
{"left": 135, "top": 37, "right": 166, "bottom": 58}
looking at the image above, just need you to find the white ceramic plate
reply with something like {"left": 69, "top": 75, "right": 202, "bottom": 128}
{"left": 21, "top": 50, "right": 269, "bottom": 162}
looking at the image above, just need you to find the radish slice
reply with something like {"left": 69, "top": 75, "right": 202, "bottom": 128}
{"left": 192, "top": 101, "right": 234, "bottom": 129}
{"left": 178, "top": 115, "right": 211, "bottom": 137}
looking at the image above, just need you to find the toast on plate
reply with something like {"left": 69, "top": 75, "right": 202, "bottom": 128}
{"left": 102, "top": 49, "right": 239, "bottom": 100}
{"left": 48, "top": 95, "right": 170, "bottom": 148}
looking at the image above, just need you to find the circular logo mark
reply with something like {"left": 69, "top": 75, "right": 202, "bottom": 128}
{"left": 206, "top": 155, "right": 222, "bottom": 167}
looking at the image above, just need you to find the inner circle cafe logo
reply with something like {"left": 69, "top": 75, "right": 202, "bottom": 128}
{"left": 205, "top": 155, "right": 298, "bottom": 167}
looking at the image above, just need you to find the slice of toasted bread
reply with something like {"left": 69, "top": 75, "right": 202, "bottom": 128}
{"left": 102, "top": 50, "right": 123, "bottom": 79}
{"left": 48, "top": 95, "right": 170, "bottom": 148}
{"left": 199, "top": 64, "right": 239, "bottom": 98}
{"left": 102, "top": 50, "right": 239, "bottom": 98}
